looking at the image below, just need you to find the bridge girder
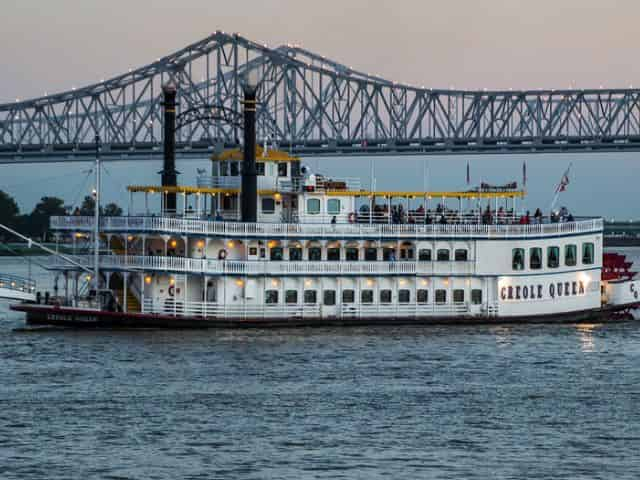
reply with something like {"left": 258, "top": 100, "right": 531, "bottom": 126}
{"left": 3, "top": 31, "right": 640, "bottom": 163}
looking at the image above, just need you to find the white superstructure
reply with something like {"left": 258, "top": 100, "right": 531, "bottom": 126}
{"left": 43, "top": 147, "right": 624, "bottom": 324}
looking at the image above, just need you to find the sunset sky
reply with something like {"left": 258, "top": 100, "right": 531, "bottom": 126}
{"left": 3, "top": 0, "right": 640, "bottom": 102}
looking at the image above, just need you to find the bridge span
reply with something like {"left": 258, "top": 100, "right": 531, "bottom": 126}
{"left": 2, "top": 31, "right": 640, "bottom": 163}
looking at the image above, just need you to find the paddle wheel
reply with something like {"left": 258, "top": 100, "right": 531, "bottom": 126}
{"left": 602, "top": 252, "right": 639, "bottom": 311}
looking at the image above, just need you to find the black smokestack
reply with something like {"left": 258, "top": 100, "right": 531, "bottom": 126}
{"left": 161, "top": 83, "right": 179, "bottom": 213}
{"left": 241, "top": 84, "right": 257, "bottom": 223}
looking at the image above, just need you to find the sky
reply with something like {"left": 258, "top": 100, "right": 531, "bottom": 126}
{"left": 1, "top": 0, "right": 639, "bottom": 217}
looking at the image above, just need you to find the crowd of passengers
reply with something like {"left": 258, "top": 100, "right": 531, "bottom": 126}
{"left": 356, "top": 204, "right": 574, "bottom": 225}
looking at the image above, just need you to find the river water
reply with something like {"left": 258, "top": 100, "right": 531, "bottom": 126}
{"left": 1, "top": 253, "right": 640, "bottom": 479}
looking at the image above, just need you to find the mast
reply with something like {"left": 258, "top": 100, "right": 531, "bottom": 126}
{"left": 93, "top": 135, "right": 101, "bottom": 292}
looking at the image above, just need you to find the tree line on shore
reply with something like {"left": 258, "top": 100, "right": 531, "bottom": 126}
{"left": 0, "top": 190, "right": 122, "bottom": 241}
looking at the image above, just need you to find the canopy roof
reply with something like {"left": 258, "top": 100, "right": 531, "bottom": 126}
{"left": 212, "top": 146, "right": 300, "bottom": 162}
{"left": 127, "top": 185, "right": 525, "bottom": 199}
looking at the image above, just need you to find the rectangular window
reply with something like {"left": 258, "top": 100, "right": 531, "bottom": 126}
{"left": 380, "top": 289, "right": 392, "bottom": 303}
{"left": 342, "top": 289, "right": 355, "bottom": 303}
{"left": 547, "top": 246, "right": 560, "bottom": 268}
{"left": 512, "top": 248, "right": 525, "bottom": 270}
{"left": 364, "top": 248, "right": 377, "bottom": 261}
{"left": 383, "top": 248, "right": 396, "bottom": 261}
{"left": 582, "top": 243, "right": 595, "bottom": 265}
{"left": 256, "top": 162, "right": 265, "bottom": 176}
{"left": 398, "top": 289, "right": 410, "bottom": 303}
{"left": 453, "top": 289, "right": 465, "bottom": 303}
{"left": 278, "top": 162, "right": 288, "bottom": 177}
{"left": 270, "top": 247, "right": 283, "bottom": 261}
{"left": 471, "top": 289, "right": 482, "bottom": 305}
{"left": 307, "top": 198, "right": 321, "bottom": 215}
{"left": 346, "top": 248, "right": 359, "bottom": 261}
{"left": 565, "top": 244, "right": 577, "bottom": 267}
{"left": 455, "top": 249, "right": 468, "bottom": 261}
{"left": 304, "top": 290, "right": 317, "bottom": 304}
{"left": 361, "top": 290, "right": 374, "bottom": 304}
{"left": 437, "top": 249, "right": 450, "bottom": 261}
{"left": 327, "top": 198, "right": 341, "bottom": 215}
{"left": 417, "top": 289, "right": 429, "bottom": 303}
{"left": 324, "top": 290, "right": 336, "bottom": 306}
{"left": 418, "top": 249, "right": 432, "bottom": 261}
{"left": 249, "top": 247, "right": 258, "bottom": 256}
{"left": 289, "top": 247, "right": 302, "bottom": 261}
{"left": 435, "top": 289, "right": 447, "bottom": 304}
{"left": 530, "top": 247, "right": 542, "bottom": 270}
{"left": 230, "top": 162, "right": 240, "bottom": 176}
{"left": 261, "top": 198, "right": 276, "bottom": 214}
{"left": 285, "top": 290, "right": 298, "bottom": 304}
{"left": 265, "top": 290, "right": 279, "bottom": 304}
{"left": 308, "top": 247, "right": 322, "bottom": 261}
{"left": 327, "top": 248, "right": 340, "bottom": 261}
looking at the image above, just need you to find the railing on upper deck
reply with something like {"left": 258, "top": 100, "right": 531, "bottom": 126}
{"left": 51, "top": 216, "right": 604, "bottom": 240}
{"left": 49, "top": 255, "right": 476, "bottom": 276}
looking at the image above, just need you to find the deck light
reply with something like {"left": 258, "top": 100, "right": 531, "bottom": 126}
{"left": 145, "top": 276, "right": 152, "bottom": 285}
{"left": 305, "top": 280, "right": 313, "bottom": 287}
{"left": 420, "top": 279, "right": 428, "bottom": 286}
{"left": 197, "top": 240, "right": 205, "bottom": 249}
{"left": 271, "top": 279, "right": 279, "bottom": 287}
{"left": 170, "top": 240, "right": 177, "bottom": 248}
{"left": 85, "top": 276, "right": 91, "bottom": 282}
{"left": 235, "top": 279, "right": 244, "bottom": 287}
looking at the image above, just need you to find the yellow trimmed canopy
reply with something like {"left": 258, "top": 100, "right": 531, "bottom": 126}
{"left": 212, "top": 145, "right": 300, "bottom": 162}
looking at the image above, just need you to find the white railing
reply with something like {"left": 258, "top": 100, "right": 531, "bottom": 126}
{"left": 49, "top": 255, "right": 475, "bottom": 276}
{"left": 51, "top": 216, "right": 603, "bottom": 240}
{"left": 0, "top": 273, "right": 36, "bottom": 293}
{"left": 142, "top": 299, "right": 322, "bottom": 319}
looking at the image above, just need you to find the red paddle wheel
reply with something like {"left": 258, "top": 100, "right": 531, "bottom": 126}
{"left": 602, "top": 253, "right": 637, "bottom": 282}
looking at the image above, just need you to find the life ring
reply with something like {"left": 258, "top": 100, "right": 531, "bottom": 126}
{"left": 348, "top": 212, "right": 356, "bottom": 224}
{"left": 168, "top": 284, "right": 175, "bottom": 297}
{"left": 218, "top": 249, "right": 227, "bottom": 260}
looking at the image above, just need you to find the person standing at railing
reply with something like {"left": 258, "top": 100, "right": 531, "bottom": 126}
{"left": 534, "top": 208, "right": 543, "bottom": 224}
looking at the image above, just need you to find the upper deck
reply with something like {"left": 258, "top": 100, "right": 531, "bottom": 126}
{"left": 51, "top": 215, "right": 603, "bottom": 240}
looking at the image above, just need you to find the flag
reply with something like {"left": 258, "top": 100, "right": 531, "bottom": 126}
{"left": 555, "top": 164, "right": 572, "bottom": 193}
{"left": 466, "top": 160, "right": 470, "bottom": 185}
{"left": 522, "top": 161, "right": 527, "bottom": 188}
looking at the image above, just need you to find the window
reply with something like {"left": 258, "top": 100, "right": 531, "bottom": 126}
{"left": 308, "top": 247, "right": 322, "bottom": 261}
{"left": 364, "top": 248, "right": 377, "bottom": 261}
{"left": 265, "top": 290, "right": 279, "bottom": 304}
{"left": 307, "top": 198, "right": 321, "bottom": 215}
{"left": 437, "top": 249, "right": 450, "bottom": 261}
{"left": 455, "top": 249, "right": 468, "bottom": 261}
{"left": 582, "top": 243, "right": 595, "bottom": 265}
{"left": 219, "top": 161, "right": 228, "bottom": 176}
{"left": 400, "top": 245, "right": 414, "bottom": 260}
{"left": 453, "top": 289, "right": 465, "bottom": 303}
{"left": 342, "top": 289, "right": 355, "bottom": 303}
{"left": 565, "top": 244, "right": 577, "bottom": 267}
{"left": 256, "top": 162, "right": 265, "bottom": 176}
{"left": 435, "top": 289, "right": 447, "bottom": 304}
{"left": 249, "top": 247, "right": 258, "bottom": 256}
{"left": 530, "top": 247, "right": 542, "bottom": 270}
{"left": 346, "top": 248, "right": 359, "bottom": 261}
{"left": 261, "top": 198, "right": 276, "bottom": 214}
{"left": 383, "top": 248, "right": 396, "bottom": 261}
{"left": 270, "top": 247, "right": 283, "bottom": 261}
{"left": 380, "top": 290, "right": 392, "bottom": 303}
{"left": 398, "top": 290, "right": 410, "bottom": 303}
{"left": 289, "top": 247, "right": 302, "bottom": 261}
{"left": 512, "top": 248, "right": 525, "bottom": 271}
{"left": 327, "top": 247, "right": 340, "bottom": 261}
{"left": 324, "top": 290, "right": 336, "bottom": 306}
{"left": 327, "top": 198, "right": 341, "bottom": 215}
{"left": 547, "top": 246, "right": 560, "bottom": 268}
{"left": 417, "top": 289, "right": 429, "bottom": 303}
{"left": 285, "top": 290, "right": 298, "bottom": 304}
{"left": 361, "top": 290, "right": 374, "bottom": 304}
{"left": 471, "top": 289, "right": 482, "bottom": 305}
{"left": 304, "top": 290, "right": 317, "bottom": 304}
{"left": 278, "top": 162, "right": 288, "bottom": 177}
{"left": 230, "top": 162, "right": 240, "bottom": 176}
{"left": 222, "top": 195, "right": 233, "bottom": 211}
{"left": 418, "top": 249, "right": 432, "bottom": 261}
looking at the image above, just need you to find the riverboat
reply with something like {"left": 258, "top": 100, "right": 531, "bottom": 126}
{"left": 9, "top": 83, "right": 639, "bottom": 328}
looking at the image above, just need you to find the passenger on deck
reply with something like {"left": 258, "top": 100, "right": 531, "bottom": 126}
{"left": 215, "top": 211, "right": 224, "bottom": 222}
{"left": 534, "top": 208, "right": 543, "bottom": 224}
{"left": 439, "top": 214, "right": 448, "bottom": 225}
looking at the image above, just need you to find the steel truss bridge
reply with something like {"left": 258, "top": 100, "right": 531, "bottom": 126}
{"left": 2, "top": 31, "right": 640, "bottom": 164}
